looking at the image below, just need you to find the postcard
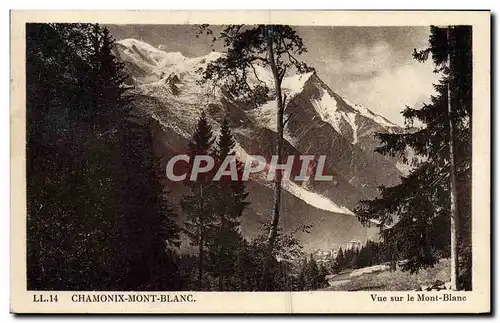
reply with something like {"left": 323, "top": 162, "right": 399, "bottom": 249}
{"left": 10, "top": 10, "right": 490, "bottom": 314}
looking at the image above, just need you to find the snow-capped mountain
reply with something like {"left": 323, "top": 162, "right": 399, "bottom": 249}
{"left": 113, "top": 38, "right": 405, "bottom": 251}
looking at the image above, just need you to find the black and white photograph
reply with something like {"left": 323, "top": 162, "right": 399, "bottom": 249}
{"left": 10, "top": 10, "right": 490, "bottom": 314}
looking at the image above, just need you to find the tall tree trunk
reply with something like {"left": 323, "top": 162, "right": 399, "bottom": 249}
{"left": 260, "top": 25, "right": 285, "bottom": 291}
{"left": 198, "top": 184, "right": 204, "bottom": 290}
{"left": 218, "top": 223, "right": 224, "bottom": 291}
{"left": 218, "top": 245, "right": 224, "bottom": 291}
{"left": 447, "top": 26, "right": 459, "bottom": 291}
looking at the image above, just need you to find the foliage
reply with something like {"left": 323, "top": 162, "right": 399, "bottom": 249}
{"left": 355, "top": 26, "right": 472, "bottom": 288}
{"left": 207, "top": 116, "right": 249, "bottom": 291}
{"left": 197, "top": 23, "right": 313, "bottom": 291}
{"left": 26, "top": 23, "right": 180, "bottom": 290}
{"left": 197, "top": 25, "right": 313, "bottom": 106}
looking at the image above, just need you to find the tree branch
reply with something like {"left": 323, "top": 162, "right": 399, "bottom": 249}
{"left": 247, "top": 62, "right": 265, "bottom": 85}
{"left": 249, "top": 56, "right": 269, "bottom": 64}
{"left": 278, "top": 65, "right": 287, "bottom": 83}
{"left": 287, "top": 50, "right": 300, "bottom": 65}
{"left": 284, "top": 113, "right": 292, "bottom": 127}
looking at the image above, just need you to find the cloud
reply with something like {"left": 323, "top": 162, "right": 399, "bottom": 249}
{"left": 345, "top": 59, "right": 440, "bottom": 126}
{"left": 321, "top": 41, "right": 393, "bottom": 77}
{"left": 349, "top": 41, "right": 392, "bottom": 75}
{"left": 317, "top": 40, "right": 439, "bottom": 126}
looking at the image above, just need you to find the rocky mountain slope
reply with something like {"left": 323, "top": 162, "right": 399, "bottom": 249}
{"left": 113, "top": 38, "right": 406, "bottom": 251}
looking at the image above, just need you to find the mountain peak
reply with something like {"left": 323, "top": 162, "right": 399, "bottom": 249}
{"left": 113, "top": 37, "right": 403, "bottom": 250}
{"left": 118, "top": 38, "right": 182, "bottom": 59}
{"left": 116, "top": 37, "right": 400, "bottom": 133}
{"left": 343, "top": 98, "right": 400, "bottom": 130}
{"left": 116, "top": 38, "right": 187, "bottom": 75}
{"left": 304, "top": 73, "right": 400, "bottom": 131}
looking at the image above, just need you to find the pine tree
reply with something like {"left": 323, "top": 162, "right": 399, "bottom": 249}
{"left": 334, "top": 248, "right": 345, "bottom": 273}
{"left": 237, "top": 221, "right": 307, "bottom": 291}
{"left": 355, "top": 26, "right": 472, "bottom": 290}
{"left": 117, "top": 119, "right": 181, "bottom": 290}
{"left": 82, "top": 24, "right": 132, "bottom": 289}
{"left": 304, "top": 254, "right": 320, "bottom": 290}
{"left": 231, "top": 238, "right": 261, "bottom": 291}
{"left": 198, "top": 25, "right": 312, "bottom": 290}
{"left": 297, "top": 257, "right": 307, "bottom": 291}
{"left": 317, "top": 264, "right": 329, "bottom": 289}
{"left": 26, "top": 23, "right": 181, "bottom": 291}
{"left": 350, "top": 248, "right": 360, "bottom": 269}
{"left": 208, "top": 117, "right": 249, "bottom": 290}
{"left": 83, "top": 25, "right": 128, "bottom": 125}
{"left": 26, "top": 23, "right": 124, "bottom": 290}
{"left": 182, "top": 111, "right": 216, "bottom": 290}
{"left": 27, "top": 23, "right": 88, "bottom": 289}
{"left": 356, "top": 240, "right": 381, "bottom": 268}
{"left": 445, "top": 26, "right": 459, "bottom": 291}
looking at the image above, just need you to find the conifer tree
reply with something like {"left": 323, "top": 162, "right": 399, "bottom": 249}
{"left": 117, "top": 119, "right": 181, "bottom": 290}
{"left": 334, "top": 247, "right": 345, "bottom": 273}
{"left": 355, "top": 26, "right": 472, "bottom": 290}
{"left": 317, "top": 264, "right": 329, "bottom": 288}
{"left": 198, "top": 24, "right": 312, "bottom": 290}
{"left": 304, "top": 254, "right": 320, "bottom": 290}
{"left": 83, "top": 24, "right": 132, "bottom": 288}
{"left": 297, "top": 257, "right": 307, "bottom": 291}
{"left": 26, "top": 23, "right": 125, "bottom": 290}
{"left": 208, "top": 116, "right": 249, "bottom": 290}
{"left": 27, "top": 23, "right": 93, "bottom": 289}
{"left": 26, "top": 23, "right": 181, "bottom": 291}
{"left": 182, "top": 111, "right": 216, "bottom": 290}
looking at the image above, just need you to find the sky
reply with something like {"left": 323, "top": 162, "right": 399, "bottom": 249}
{"left": 107, "top": 25, "right": 440, "bottom": 126}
